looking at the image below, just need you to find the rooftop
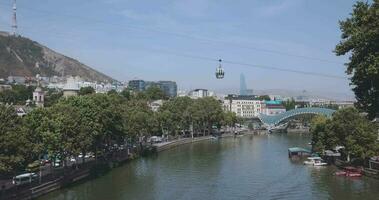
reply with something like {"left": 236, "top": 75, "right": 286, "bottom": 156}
{"left": 288, "top": 147, "right": 311, "bottom": 153}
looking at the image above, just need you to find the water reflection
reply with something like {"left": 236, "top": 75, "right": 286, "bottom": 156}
{"left": 39, "top": 134, "right": 379, "bottom": 200}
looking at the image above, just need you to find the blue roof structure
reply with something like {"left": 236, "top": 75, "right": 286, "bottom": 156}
{"left": 288, "top": 147, "right": 311, "bottom": 154}
{"left": 258, "top": 107, "right": 336, "bottom": 127}
{"left": 265, "top": 100, "right": 283, "bottom": 105}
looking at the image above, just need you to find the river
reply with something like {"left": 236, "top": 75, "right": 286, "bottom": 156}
{"left": 39, "top": 134, "right": 379, "bottom": 200}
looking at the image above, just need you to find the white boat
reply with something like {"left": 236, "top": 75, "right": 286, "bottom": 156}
{"left": 210, "top": 136, "right": 218, "bottom": 140}
{"left": 313, "top": 159, "right": 328, "bottom": 166}
{"left": 303, "top": 157, "right": 323, "bottom": 165}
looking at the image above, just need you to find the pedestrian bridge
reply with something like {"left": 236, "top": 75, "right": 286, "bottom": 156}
{"left": 258, "top": 107, "right": 336, "bottom": 127}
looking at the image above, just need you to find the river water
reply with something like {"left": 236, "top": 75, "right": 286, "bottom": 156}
{"left": 39, "top": 134, "right": 379, "bottom": 200}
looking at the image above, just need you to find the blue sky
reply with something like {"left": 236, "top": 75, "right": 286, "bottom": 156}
{"left": 0, "top": 0, "right": 360, "bottom": 98}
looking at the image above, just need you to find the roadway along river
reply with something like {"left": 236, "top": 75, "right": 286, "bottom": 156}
{"left": 39, "top": 134, "right": 379, "bottom": 200}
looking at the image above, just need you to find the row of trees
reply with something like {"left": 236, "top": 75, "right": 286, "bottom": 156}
{"left": 310, "top": 108, "right": 378, "bottom": 162}
{"left": 0, "top": 90, "right": 238, "bottom": 174}
{"left": 0, "top": 85, "right": 35, "bottom": 105}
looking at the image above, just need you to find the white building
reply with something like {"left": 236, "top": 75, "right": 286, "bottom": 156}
{"left": 63, "top": 77, "right": 80, "bottom": 97}
{"left": 149, "top": 100, "right": 164, "bottom": 112}
{"left": 33, "top": 86, "right": 44, "bottom": 107}
{"left": 223, "top": 95, "right": 264, "bottom": 118}
{"left": 189, "top": 89, "right": 209, "bottom": 99}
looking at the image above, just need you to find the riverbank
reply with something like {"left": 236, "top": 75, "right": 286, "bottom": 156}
{"left": 38, "top": 133, "right": 379, "bottom": 200}
{"left": 153, "top": 130, "right": 261, "bottom": 152}
{"left": 1, "top": 149, "right": 130, "bottom": 200}
{"left": 2, "top": 130, "right": 258, "bottom": 200}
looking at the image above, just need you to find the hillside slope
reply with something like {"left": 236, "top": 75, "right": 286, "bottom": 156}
{"left": 0, "top": 32, "right": 114, "bottom": 82}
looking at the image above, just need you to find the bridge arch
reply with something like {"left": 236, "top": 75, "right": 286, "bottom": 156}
{"left": 258, "top": 107, "right": 336, "bottom": 127}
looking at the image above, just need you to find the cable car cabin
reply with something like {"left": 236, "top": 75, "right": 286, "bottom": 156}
{"left": 216, "top": 67, "right": 224, "bottom": 79}
{"left": 215, "top": 59, "right": 224, "bottom": 79}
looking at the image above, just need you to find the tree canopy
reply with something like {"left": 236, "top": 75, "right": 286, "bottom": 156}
{"left": 78, "top": 86, "right": 95, "bottom": 96}
{"left": 0, "top": 105, "right": 30, "bottom": 174}
{"left": 0, "top": 88, "right": 236, "bottom": 174}
{"left": 311, "top": 108, "right": 378, "bottom": 161}
{"left": 335, "top": 0, "right": 379, "bottom": 119}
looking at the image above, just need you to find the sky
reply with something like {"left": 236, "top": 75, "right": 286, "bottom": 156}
{"left": 0, "top": 0, "right": 361, "bottom": 99}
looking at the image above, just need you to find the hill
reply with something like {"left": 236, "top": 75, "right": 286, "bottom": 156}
{"left": 0, "top": 32, "right": 115, "bottom": 82}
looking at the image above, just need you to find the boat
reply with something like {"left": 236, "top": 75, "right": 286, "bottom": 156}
{"left": 344, "top": 167, "right": 363, "bottom": 177}
{"left": 303, "top": 157, "right": 322, "bottom": 165}
{"left": 334, "top": 171, "right": 347, "bottom": 176}
{"left": 334, "top": 167, "right": 362, "bottom": 177}
{"left": 288, "top": 147, "right": 312, "bottom": 158}
{"left": 313, "top": 159, "right": 328, "bottom": 166}
{"left": 210, "top": 136, "right": 218, "bottom": 140}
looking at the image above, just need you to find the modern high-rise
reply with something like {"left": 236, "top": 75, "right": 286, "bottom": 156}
{"left": 157, "top": 81, "right": 177, "bottom": 97}
{"left": 128, "top": 80, "right": 145, "bottom": 92}
{"left": 240, "top": 73, "right": 248, "bottom": 95}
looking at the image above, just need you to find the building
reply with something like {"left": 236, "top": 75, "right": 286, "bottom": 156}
{"left": 263, "top": 100, "right": 286, "bottom": 116}
{"left": 188, "top": 89, "right": 209, "bottom": 99}
{"left": 7, "top": 76, "right": 25, "bottom": 84}
{"left": 14, "top": 106, "right": 34, "bottom": 117}
{"left": 63, "top": 77, "right": 80, "bottom": 97}
{"left": 128, "top": 80, "right": 145, "bottom": 92}
{"left": 128, "top": 80, "right": 177, "bottom": 97}
{"left": 156, "top": 81, "right": 177, "bottom": 98}
{"left": 33, "top": 86, "right": 44, "bottom": 107}
{"left": 0, "top": 84, "right": 12, "bottom": 92}
{"left": 149, "top": 100, "right": 164, "bottom": 112}
{"left": 240, "top": 73, "right": 247, "bottom": 95}
{"left": 223, "top": 95, "right": 263, "bottom": 118}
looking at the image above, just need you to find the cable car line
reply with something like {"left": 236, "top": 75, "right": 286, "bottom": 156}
{"left": 0, "top": 4, "right": 347, "bottom": 80}
{"left": 0, "top": 2, "right": 345, "bottom": 65}
{"left": 11, "top": 25, "right": 346, "bottom": 80}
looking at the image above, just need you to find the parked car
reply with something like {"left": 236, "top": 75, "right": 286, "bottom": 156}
{"left": 40, "top": 159, "right": 51, "bottom": 166}
{"left": 53, "top": 159, "right": 62, "bottom": 167}
{"left": 149, "top": 136, "right": 162, "bottom": 143}
{"left": 12, "top": 173, "right": 38, "bottom": 185}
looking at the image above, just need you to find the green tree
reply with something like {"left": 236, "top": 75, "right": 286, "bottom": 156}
{"left": 335, "top": 0, "right": 379, "bottom": 119}
{"left": 0, "top": 84, "right": 35, "bottom": 104}
{"left": 257, "top": 95, "right": 271, "bottom": 101}
{"left": 107, "top": 89, "right": 118, "bottom": 96}
{"left": 121, "top": 99, "right": 154, "bottom": 142}
{"left": 120, "top": 88, "right": 131, "bottom": 100}
{"left": 22, "top": 108, "right": 50, "bottom": 162}
{"left": 145, "top": 86, "right": 166, "bottom": 101}
{"left": 191, "top": 97, "right": 224, "bottom": 134}
{"left": 310, "top": 108, "right": 378, "bottom": 161}
{"left": 283, "top": 98, "right": 296, "bottom": 111}
{"left": 78, "top": 86, "right": 95, "bottom": 96}
{"left": 0, "top": 105, "right": 30, "bottom": 174}
{"left": 44, "top": 88, "right": 63, "bottom": 107}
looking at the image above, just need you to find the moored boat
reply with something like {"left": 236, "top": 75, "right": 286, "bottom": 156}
{"left": 345, "top": 167, "right": 363, "bottom": 177}
{"left": 335, "top": 166, "right": 362, "bottom": 177}
{"left": 334, "top": 171, "right": 347, "bottom": 176}
{"left": 313, "top": 159, "right": 328, "bottom": 166}
{"left": 303, "top": 157, "right": 322, "bottom": 165}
